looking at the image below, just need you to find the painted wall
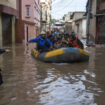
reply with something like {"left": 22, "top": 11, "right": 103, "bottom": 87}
{"left": 0, "top": 0, "right": 16, "bottom": 9}
{"left": 72, "top": 12, "right": 85, "bottom": 35}
{"left": 22, "top": 0, "right": 40, "bottom": 25}
{"left": 72, "top": 18, "right": 87, "bottom": 39}
{"left": 20, "top": 0, "right": 40, "bottom": 43}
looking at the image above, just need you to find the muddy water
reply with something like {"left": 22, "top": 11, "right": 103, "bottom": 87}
{"left": 0, "top": 44, "right": 105, "bottom": 105}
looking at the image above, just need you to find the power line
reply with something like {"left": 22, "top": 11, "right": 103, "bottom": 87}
{"left": 52, "top": 0, "right": 87, "bottom": 13}
{"left": 52, "top": 0, "right": 74, "bottom": 13}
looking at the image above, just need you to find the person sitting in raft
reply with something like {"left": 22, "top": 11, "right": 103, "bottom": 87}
{"left": 29, "top": 31, "right": 53, "bottom": 52}
{"left": 68, "top": 33, "right": 84, "bottom": 49}
{"left": 53, "top": 34, "right": 62, "bottom": 49}
{"left": 46, "top": 31, "right": 55, "bottom": 43}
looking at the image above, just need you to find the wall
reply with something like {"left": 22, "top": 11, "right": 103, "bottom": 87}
{"left": 40, "top": 0, "right": 51, "bottom": 31}
{"left": 82, "top": 19, "right": 87, "bottom": 38}
{"left": 22, "top": 0, "right": 34, "bottom": 22}
{"left": 0, "top": 14, "right": 2, "bottom": 47}
{"left": 28, "top": 24, "right": 37, "bottom": 40}
{"left": 65, "top": 12, "right": 71, "bottom": 22}
{"left": 20, "top": 0, "right": 40, "bottom": 43}
{"left": 15, "top": 19, "right": 24, "bottom": 43}
{"left": 0, "top": 0, "right": 17, "bottom": 46}
{"left": 100, "top": 2, "right": 105, "bottom": 10}
{"left": 22, "top": 0, "right": 40, "bottom": 24}
{"left": 73, "top": 12, "right": 85, "bottom": 21}
{"left": 89, "top": 0, "right": 97, "bottom": 42}
{"left": 72, "top": 12, "right": 85, "bottom": 35}
{"left": 0, "top": 0, "right": 16, "bottom": 9}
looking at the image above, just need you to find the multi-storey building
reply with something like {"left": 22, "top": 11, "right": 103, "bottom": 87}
{"left": 71, "top": 12, "right": 87, "bottom": 39}
{"left": 16, "top": 0, "right": 40, "bottom": 44}
{"left": 96, "top": 0, "right": 105, "bottom": 43}
{"left": 86, "top": 0, "right": 105, "bottom": 43}
{"left": 0, "top": 0, "right": 17, "bottom": 47}
{"left": 40, "top": 0, "right": 52, "bottom": 32}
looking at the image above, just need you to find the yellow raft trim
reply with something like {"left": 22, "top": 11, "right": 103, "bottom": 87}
{"left": 45, "top": 49, "right": 63, "bottom": 58}
{"left": 32, "top": 49, "right": 39, "bottom": 57}
{"left": 79, "top": 49, "right": 89, "bottom": 56}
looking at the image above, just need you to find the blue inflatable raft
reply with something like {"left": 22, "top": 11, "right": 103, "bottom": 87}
{"left": 31, "top": 47, "right": 89, "bottom": 63}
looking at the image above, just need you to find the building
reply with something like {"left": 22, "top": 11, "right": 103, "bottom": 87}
{"left": 86, "top": 0, "right": 97, "bottom": 43}
{"left": 96, "top": 0, "right": 105, "bottom": 43}
{"left": 40, "top": 0, "right": 51, "bottom": 32}
{"left": 16, "top": 0, "right": 40, "bottom": 44}
{"left": 71, "top": 12, "right": 87, "bottom": 39}
{"left": 63, "top": 12, "right": 72, "bottom": 22}
{"left": 63, "top": 12, "right": 73, "bottom": 34}
{"left": 0, "top": 0, "right": 17, "bottom": 47}
{"left": 86, "top": 0, "right": 105, "bottom": 43}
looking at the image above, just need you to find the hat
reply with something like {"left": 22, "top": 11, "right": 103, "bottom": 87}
{"left": 40, "top": 31, "right": 46, "bottom": 35}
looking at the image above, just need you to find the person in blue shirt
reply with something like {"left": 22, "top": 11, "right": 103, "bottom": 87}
{"left": 29, "top": 31, "right": 53, "bottom": 52}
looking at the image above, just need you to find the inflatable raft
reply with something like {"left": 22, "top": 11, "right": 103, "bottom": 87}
{"left": 31, "top": 47, "right": 89, "bottom": 63}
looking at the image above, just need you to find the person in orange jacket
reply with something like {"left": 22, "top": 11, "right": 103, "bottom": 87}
{"left": 68, "top": 34, "right": 84, "bottom": 49}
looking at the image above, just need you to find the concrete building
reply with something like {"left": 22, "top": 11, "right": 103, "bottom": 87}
{"left": 0, "top": 0, "right": 17, "bottom": 47}
{"left": 71, "top": 12, "right": 87, "bottom": 39}
{"left": 86, "top": 0, "right": 105, "bottom": 43}
{"left": 63, "top": 12, "right": 73, "bottom": 34}
{"left": 86, "top": 0, "right": 97, "bottom": 43}
{"left": 63, "top": 12, "right": 72, "bottom": 22}
{"left": 16, "top": 0, "right": 40, "bottom": 44}
{"left": 96, "top": 0, "right": 105, "bottom": 43}
{"left": 40, "top": 0, "right": 51, "bottom": 32}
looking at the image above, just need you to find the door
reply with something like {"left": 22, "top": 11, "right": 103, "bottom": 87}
{"left": 2, "top": 13, "right": 12, "bottom": 45}
{"left": 97, "top": 15, "right": 105, "bottom": 43}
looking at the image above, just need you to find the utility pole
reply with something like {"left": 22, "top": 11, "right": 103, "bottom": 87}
{"left": 86, "top": 0, "right": 91, "bottom": 44}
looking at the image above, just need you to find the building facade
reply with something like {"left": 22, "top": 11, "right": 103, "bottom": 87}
{"left": 16, "top": 0, "right": 40, "bottom": 44}
{"left": 0, "top": 0, "right": 17, "bottom": 47}
{"left": 63, "top": 12, "right": 72, "bottom": 22}
{"left": 87, "top": 0, "right": 105, "bottom": 43}
{"left": 71, "top": 12, "right": 87, "bottom": 39}
{"left": 40, "top": 0, "right": 51, "bottom": 32}
{"left": 63, "top": 12, "right": 73, "bottom": 34}
{"left": 86, "top": 0, "right": 97, "bottom": 43}
{"left": 96, "top": 0, "right": 105, "bottom": 43}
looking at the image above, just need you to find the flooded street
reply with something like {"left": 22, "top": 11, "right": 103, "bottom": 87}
{"left": 0, "top": 44, "right": 105, "bottom": 105}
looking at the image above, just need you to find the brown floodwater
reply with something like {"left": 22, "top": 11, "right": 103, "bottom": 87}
{"left": 0, "top": 44, "right": 105, "bottom": 105}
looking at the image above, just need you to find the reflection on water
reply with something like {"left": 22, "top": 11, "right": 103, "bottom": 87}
{"left": 0, "top": 45, "right": 105, "bottom": 105}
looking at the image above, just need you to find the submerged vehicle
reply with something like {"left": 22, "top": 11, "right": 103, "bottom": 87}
{"left": 31, "top": 47, "right": 89, "bottom": 63}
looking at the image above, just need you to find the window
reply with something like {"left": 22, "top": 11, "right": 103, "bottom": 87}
{"left": 26, "top": 5, "right": 30, "bottom": 17}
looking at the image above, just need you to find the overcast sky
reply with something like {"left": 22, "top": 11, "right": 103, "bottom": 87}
{"left": 51, "top": 0, "right": 88, "bottom": 19}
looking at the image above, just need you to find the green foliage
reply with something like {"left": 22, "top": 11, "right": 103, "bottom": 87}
{"left": 51, "top": 19, "right": 59, "bottom": 24}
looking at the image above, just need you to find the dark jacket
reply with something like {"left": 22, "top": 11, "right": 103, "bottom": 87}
{"left": 0, "top": 49, "right": 5, "bottom": 54}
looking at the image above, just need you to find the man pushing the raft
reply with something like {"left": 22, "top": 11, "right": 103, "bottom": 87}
{"left": 28, "top": 31, "right": 53, "bottom": 52}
